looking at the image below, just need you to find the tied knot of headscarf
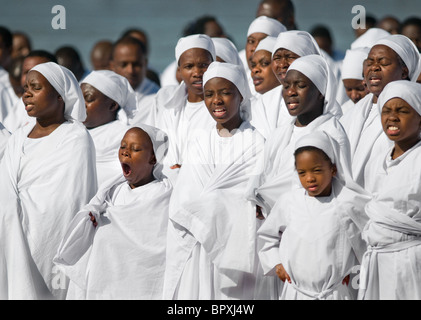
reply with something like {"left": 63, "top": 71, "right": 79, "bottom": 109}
{"left": 81, "top": 70, "right": 138, "bottom": 124}
{"left": 31, "top": 62, "right": 86, "bottom": 122}
{"left": 175, "top": 34, "right": 216, "bottom": 63}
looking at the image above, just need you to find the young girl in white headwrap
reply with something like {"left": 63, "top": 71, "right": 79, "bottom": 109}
{"left": 250, "top": 30, "right": 322, "bottom": 139}
{"left": 80, "top": 70, "right": 138, "bottom": 187}
{"left": 358, "top": 81, "right": 421, "bottom": 300}
{"left": 163, "top": 61, "right": 265, "bottom": 300}
{"left": 248, "top": 54, "right": 349, "bottom": 216}
{"left": 258, "top": 130, "right": 370, "bottom": 300}
{"left": 0, "top": 62, "right": 97, "bottom": 300}
{"left": 340, "top": 34, "right": 421, "bottom": 188}
{"left": 54, "top": 124, "right": 172, "bottom": 299}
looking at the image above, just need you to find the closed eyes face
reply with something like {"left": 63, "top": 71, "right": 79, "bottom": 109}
{"left": 119, "top": 128, "right": 156, "bottom": 189}
{"left": 342, "top": 78, "right": 369, "bottom": 104}
{"left": 250, "top": 50, "right": 280, "bottom": 94}
{"left": 295, "top": 149, "right": 336, "bottom": 197}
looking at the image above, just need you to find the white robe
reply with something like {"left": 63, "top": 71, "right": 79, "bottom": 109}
{"left": 249, "top": 112, "right": 351, "bottom": 214}
{"left": 0, "top": 121, "right": 97, "bottom": 299}
{"left": 54, "top": 174, "right": 172, "bottom": 300}
{"left": 258, "top": 178, "right": 369, "bottom": 300}
{"left": 359, "top": 141, "right": 421, "bottom": 300}
{"left": 2, "top": 98, "right": 33, "bottom": 133}
{"left": 0, "top": 81, "right": 19, "bottom": 126}
{"left": 0, "top": 121, "right": 10, "bottom": 159}
{"left": 163, "top": 121, "right": 265, "bottom": 300}
{"left": 87, "top": 120, "right": 131, "bottom": 187}
{"left": 249, "top": 85, "right": 292, "bottom": 140}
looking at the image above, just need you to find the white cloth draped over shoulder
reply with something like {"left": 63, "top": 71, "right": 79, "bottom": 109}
{"left": 164, "top": 121, "right": 265, "bottom": 300}
{"left": 258, "top": 131, "right": 370, "bottom": 300}
{"left": 340, "top": 35, "right": 420, "bottom": 188}
{"left": 248, "top": 55, "right": 348, "bottom": 214}
{"left": 0, "top": 62, "right": 97, "bottom": 300}
{"left": 358, "top": 81, "right": 421, "bottom": 300}
{"left": 53, "top": 173, "right": 172, "bottom": 299}
{"left": 250, "top": 31, "right": 321, "bottom": 139}
{"left": 81, "top": 70, "right": 137, "bottom": 187}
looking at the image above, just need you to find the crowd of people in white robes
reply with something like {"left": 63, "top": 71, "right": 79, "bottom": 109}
{"left": 1, "top": 0, "right": 421, "bottom": 300}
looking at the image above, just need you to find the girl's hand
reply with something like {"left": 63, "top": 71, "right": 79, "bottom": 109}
{"left": 275, "top": 264, "right": 291, "bottom": 283}
{"left": 89, "top": 212, "right": 98, "bottom": 228}
{"left": 170, "top": 164, "right": 181, "bottom": 169}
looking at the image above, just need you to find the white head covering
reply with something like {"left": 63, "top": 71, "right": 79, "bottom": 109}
{"left": 203, "top": 61, "right": 252, "bottom": 120}
{"left": 81, "top": 70, "right": 138, "bottom": 124}
{"left": 175, "top": 34, "right": 216, "bottom": 63}
{"left": 255, "top": 36, "right": 276, "bottom": 54}
{"left": 31, "top": 62, "right": 86, "bottom": 122}
{"left": 350, "top": 28, "right": 390, "bottom": 50}
{"left": 131, "top": 123, "right": 169, "bottom": 179}
{"left": 341, "top": 47, "right": 370, "bottom": 80}
{"left": 211, "top": 37, "right": 242, "bottom": 66}
{"left": 287, "top": 54, "right": 342, "bottom": 117}
{"left": 377, "top": 80, "right": 421, "bottom": 116}
{"left": 374, "top": 34, "right": 421, "bottom": 81}
{"left": 272, "top": 30, "right": 321, "bottom": 57}
{"left": 247, "top": 16, "right": 287, "bottom": 37}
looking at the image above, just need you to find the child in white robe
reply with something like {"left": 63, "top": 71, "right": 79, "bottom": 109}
{"left": 0, "top": 62, "right": 97, "bottom": 300}
{"left": 258, "top": 131, "right": 370, "bottom": 300}
{"left": 163, "top": 61, "right": 265, "bottom": 300}
{"left": 80, "top": 70, "right": 137, "bottom": 187}
{"left": 54, "top": 124, "right": 172, "bottom": 299}
{"left": 358, "top": 81, "right": 421, "bottom": 300}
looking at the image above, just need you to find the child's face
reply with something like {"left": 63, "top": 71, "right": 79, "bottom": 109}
{"left": 381, "top": 97, "right": 421, "bottom": 145}
{"left": 342, "top": 78, "right": 369, "bottom": 104}
{"left": 272, "top": 48, "right": 300, "bottom": 82}
{"left": 250, "top": 50, "right": 280, "bottom": 94}
{"left": 119, "top": 128, "right": 156, "bottom": 189}
{"left": 22, "top": 70, "right": 63, "bottom": 119}
{"left": 81, "top": 83, "right": 117, "bottom": 129}
{"left": 178, "top": 48, "right": 213, "bottom": 100}
{"left": 245, "top": 32, "right": 267, "bottom": 70}
{"left": 295, "top": 149, "right": 336, "bottom": 197}
{"left": 282, "top": 69, "right": 322, "bottom": 118}
{"left": 363, "top": 45, "right": 408, "bottom": 99}
{"left": 204, "top": 77, "right": 243, "bottom": 131}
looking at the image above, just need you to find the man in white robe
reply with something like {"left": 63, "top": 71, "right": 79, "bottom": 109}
{"left": 0, "top": 62, "right": 97, "bottom": 300}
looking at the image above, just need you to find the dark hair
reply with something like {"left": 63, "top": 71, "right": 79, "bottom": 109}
{"left": 294, "top": 146, "right": 333, "bottom": 167}
{"left": 0, "top": 26, "right": 13, "bottom": 48}
{"left": 402, "top": 16, "right": 421, "bottom": 29}
{"left": 183, "top": 15, "right": 218, "bottom": 36}
{"left": 310, "top": 25, "right": 332, "bottom": 42}
{"left": 120, "top": 28, "right": 149, "bottom": 54}
{"left": 112, "top": 36, "right": 147, "bottom": 59}
{"left": 26, "top": 50, "right": 57, "bottom": 63}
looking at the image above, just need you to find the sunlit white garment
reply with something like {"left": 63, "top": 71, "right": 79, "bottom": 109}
{"left": 0, "top": 121, "right": 10, "bottom": 159}
{"left": 54, "top": 174, "right": 172, "bottom": 300}
{"left": 163, "top": 121, "right": 265, "bottom": 300}
{"left": 0, "top": 121, "right": 97, "bottom": 299}
{"left": 131, "top": 78, "right": 160, "bottom": 126}
{"left": 258, "top": 178, "right": 369, "bottom": 300}
{"left": 359, "top": 141, "right": 421, "bottom": 300}
{"left": 0, "top": 81, "right": 19, "bottom": 126}
{"left": 2, "top": 97, "right": 33, "bottom": 133}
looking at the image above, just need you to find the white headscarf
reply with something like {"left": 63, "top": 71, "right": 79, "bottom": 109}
{"left": 374, "top": 34, "right": 421, "bottom": 81}
{"left": 81, "top": 70, "right": 138, "bottom": 124}
{"left": 255, "top": 36, "right": 276, "bottom": 54}
{"left": 341, "top": 47, "right": 370, "bottom": 80}
{"left": 212, "top": 37, "right": 242, "bottom": 66}
{"left": 272, "top": 30, "right": 321, "bottom": 57}
{"left": 247, "top": 16, "right": 287, "bottom": 37}
{"left": 175, "top": 34, "right": 216, "bottom": 63}
{"left": 203, "top": 61, "right": 252, "bottom": 120}
{"left": 350, "top": 28, "right": 390, "bottom": 50}
{"left": 31, "top": 62, "right": 86, "bottom": 122}
{"left": 377, "top": 80, "right": 421, "bottom": 117}
{"left": 287, "top": 54, "right": 342, "bottom": 117}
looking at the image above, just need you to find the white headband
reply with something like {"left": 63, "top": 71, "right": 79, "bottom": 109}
{"left": 377, "top": 80, "right": 421, "bottom": 116}
{"left": 247, "top": 16, "right": 286, "bottom": 37}
{"left": 175, "top": 34, "right": 216, "bottom": 63}
{"left": 272, "top": 30, "right": 321, "bottom": 57}
{"left": 341, "top": 47, "right": 370, "bottom": 80}
{"left": 255, "top": 36, "right": 276, "bottom": 54}
{"left": 212, "top": 37, "right": 242, "bottom": 66}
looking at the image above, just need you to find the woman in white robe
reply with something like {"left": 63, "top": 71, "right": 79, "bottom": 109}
{"left": 248, "top": 54, "right": 349, "bottom": 215}
{"left": 54, "top": 124, "right": 172, "bottom": 299}
{"left": 358, "top": 81, "right": 421, "bottom": 300}
{"left": 0, "top": 62, "right": 97, "bottom": 300}
{"left": 250, "top": 30, "right": 323, "bottom": 139}
{"left": 258, "top": 131, "right": 370, "bottom": 300}
{"left": 163, "top": 62, "right": 265, "bottom": 300}
{"left": 340, "top": 34, "right": 420, "bottom": 188}
{"left": 80, "top": 70, "right": 137, "bottom": 187}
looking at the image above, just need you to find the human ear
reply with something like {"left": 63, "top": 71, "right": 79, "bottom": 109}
{"left": 149, "top": 154, "right": 157, "bottom": 165}
{"left": 331, "top": 164, "right": 337, "bottom": 177}
{"left": 402, "top": 66, "right": 409, "bottom": 80}
{"left": 109, "top": 101, "right": 119, "bottom": 112}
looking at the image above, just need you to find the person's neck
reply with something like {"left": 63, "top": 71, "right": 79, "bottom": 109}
{"left": 216, "top": 116, "right": 243, "bottom": 136}
{"left": 392, "top": 137, "right": 421, "bottom": 160}
{"left": 29, "top": 118, "right": 66, "bottom": 138}
{"left": 295, "top": 109, "right": 323, "bottom": 127}
{"left": 187, "top": 91, "right": 204, "bottom": 103}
